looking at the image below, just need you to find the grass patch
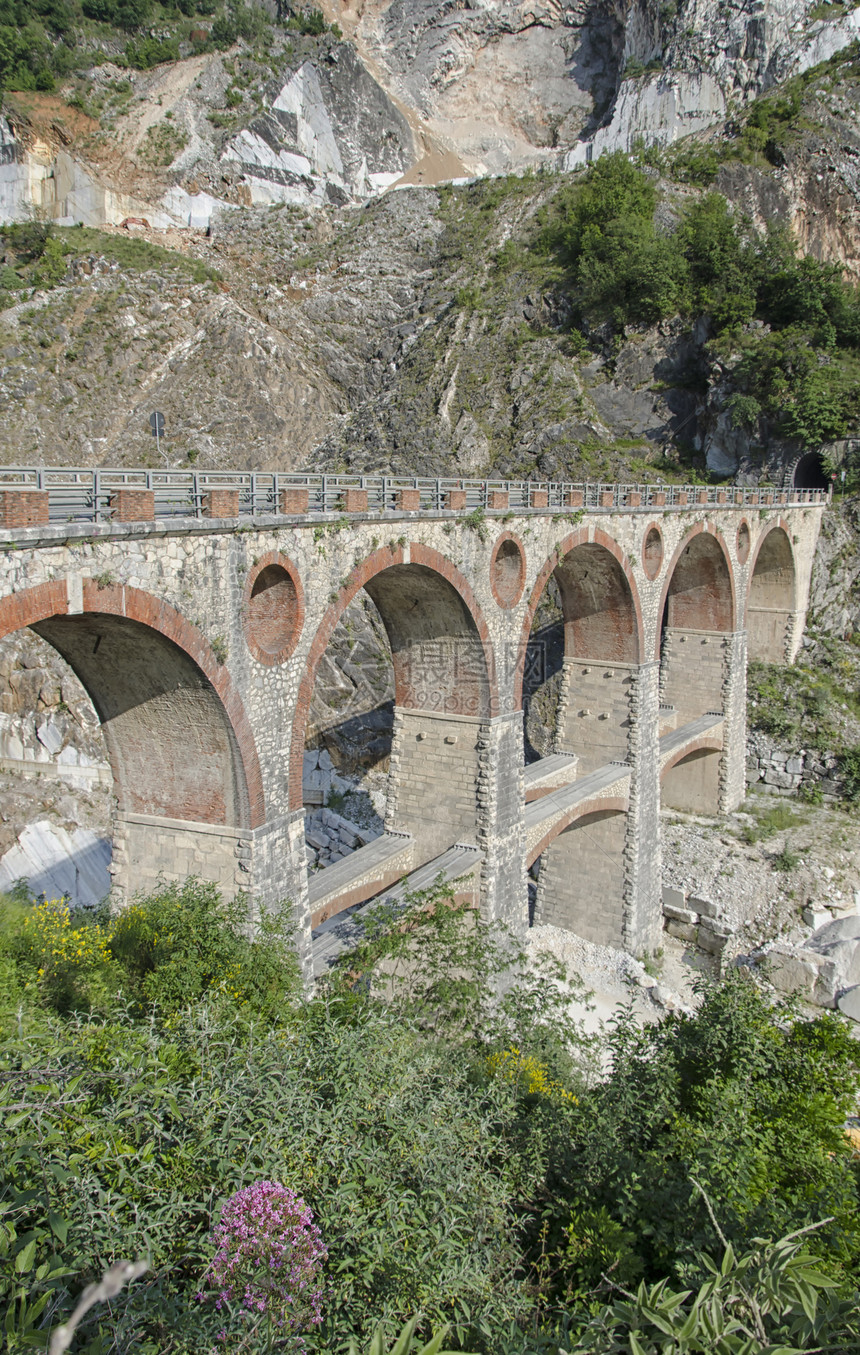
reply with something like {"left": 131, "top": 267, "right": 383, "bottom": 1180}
{"left": 740, "top": 800, "right": 808, "bottom": 845}
{"left": 136, "top": 121, "right": 188, "bottom": 168}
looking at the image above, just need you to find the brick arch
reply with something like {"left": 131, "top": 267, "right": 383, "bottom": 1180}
{"left": 660, "top": 736, "right": 723, "bottom": 780}
{"left": 655, "top": 522, "right": 737, "bottom": 657}
{"left": 746, "top": 519, "right": 796, "bottom": 607}
{"left": 515, "top": 527, "right": 644, "bottom": 708}
{"left": 526, "top": 794, "right": 629, "bottom": 867}
{"left": 746, "top": 520, "right": 796, "bottom": 663}
{"left": 288, "top": 543, "right": 499, "bottom": 812}
{"left": 0, "top": 579, "right": 265, "bottom": 829}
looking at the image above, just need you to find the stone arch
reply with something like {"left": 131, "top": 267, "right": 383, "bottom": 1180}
{"left": 516, "top": 527, "right": 644, "bottom": 708}
{"left": 0, "top": 580, "right": 263, "bottom": 829}
{"left": 658, "top": 526, "right": 736, "bottom": 727}
{"left": 532, "top": 800, "right": 629, "bottom": 946}
{"left": 526, "top": 794, "right": 629, "bottom": 867}
{"left": 661, "top": 745, "right": 723, "bottom": 815}
{"left": 657, "top": 525, "right": 736, "bottom": 647}
{"left": 660, "top": 735, "right": 723, "bottom": 780}
{"left": 746, "top": 523, "right": 796, "bottom": 663}
{"left": 289, "top": 543, "right": 498, "bottom": 813}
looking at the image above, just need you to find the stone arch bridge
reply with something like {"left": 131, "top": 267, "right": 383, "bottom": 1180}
{"left": 0, "top": 470, "right": 826, "bottom": 981}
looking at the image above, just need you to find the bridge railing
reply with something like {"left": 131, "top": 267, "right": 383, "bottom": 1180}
{"left": 0, "top": 468, "right": 828, "bottom": 523}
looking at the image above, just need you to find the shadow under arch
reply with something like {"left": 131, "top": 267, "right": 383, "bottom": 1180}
{"left": 288, "top": 543, "right": 498, "bottom": 815}
{"left": 660, "top": 736, "right": 724, "bottom": 816}
{"left": 532, "top": 801, "right": 629, "bottom": 944}
{"left": 516, "top": 528, "right": 644, "bottom": 782}
{"left": 516, "top": 526, "right": 644, "bottom": 710}
{"left": 746, "top": 522, "right": 796, "bottom": 663}
{"left": 656, "top": 524, "right": 736, "bottom": 654}
{"left": 657, "top": 525, "right": 736, "bottom": 732}
{"left": 0, "top": 579, "right": 263, "bottom": 830}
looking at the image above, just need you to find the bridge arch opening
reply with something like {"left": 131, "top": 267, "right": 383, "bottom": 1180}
{"left": 793, "top": 452, "right": 829, "bottom": 491}
{"left": 521, "top": 535, "right": 641, "bottom": 948}
{"left": 747, "top": 526, "right": 796, "bottom": 663}
{"left": 661, "top": 745, "right": 722, "bottom": 816}
{"left": 660, "top": 530, "right": 735, "bottom": 726}
{"left": 533, "top": 806, "right": 628, "bottom": 945}
{"left": 0, "top": 583, "right": 260, "bottom": 909}
{"left": 295, "top": 548, "right": 495, "bottom": 895}
{"left": 521, "top": 534, "right": 642, "bottom": 765}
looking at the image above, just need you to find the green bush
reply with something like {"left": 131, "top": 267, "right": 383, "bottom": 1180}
{"left": 108, "top": 877, "right": 302, "bottom": 1016}
{"left": 2, "top": 885, "right": 859, "bottom": 1352}
{"left": 571, "top": 1220, "right": 860, "bottom": 1353}
{"left": 529, "top": 973, "right": 860, "bottom": 1314}
{"left": 124, "top": 32, "right": 180, "bottom": 67}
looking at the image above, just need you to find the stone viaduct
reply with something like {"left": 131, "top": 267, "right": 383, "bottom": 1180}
{"left": 0, "top": 470, "right": 826, "bottom": 981}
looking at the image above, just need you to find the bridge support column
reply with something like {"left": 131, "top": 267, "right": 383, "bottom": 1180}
{"left": 554, "top": 658, "right": 635, "bottom": 771}
{"left": 386, "top": 707, "right": 482, "bottom": 864}
{"left": 112, "top": 808, "right": 314, "bottom": 984}
{"left": 535, "top": 662, "right": 661, "bottom": 954}
{"left": 661, "top": 628, "right": 746, "bottom": 814}
{"left": 622, "top": 660, "right": 662, "bottom": 955}
{"left": 385, "top": 707, "right": 527, "bottom": 931}
{"left": 719, "top": 630, "right": 747, "bottom": 813}
{"left": 476, "top": 710, "right": 527, "bottom": 933}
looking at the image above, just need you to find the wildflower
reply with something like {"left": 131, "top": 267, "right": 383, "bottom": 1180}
{"left": 200, "top": 1181, "right": 327, "bottom": 1344}
{"left": 487, "top": 1046, "right": 577, "bottom": 1103}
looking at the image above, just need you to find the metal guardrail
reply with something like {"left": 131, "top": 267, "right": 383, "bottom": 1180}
{"left": 0, "top": 468, "right": 828, "bottom": 523}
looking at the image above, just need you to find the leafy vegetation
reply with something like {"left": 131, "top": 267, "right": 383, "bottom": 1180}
{"left": 534, "top": 152, "right": 860, "bottom": 447}
{"left": 1, "top": 879, "right": 859, "bottom": 1352}
{"left": 738, "top": 800, "right": 808, "bottom": 845}
{"left": 0, "top": 0, "right": 337, "bottom": 89}
{"left": 0, "top": 221, "right": 220, "bottom": 305}
{"left": 747, "top": 641, "right": 860, "bottom": 801}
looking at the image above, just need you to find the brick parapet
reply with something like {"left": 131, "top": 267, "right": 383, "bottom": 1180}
{"left": 0, "top": 490, "right": 50, "bottom": 528}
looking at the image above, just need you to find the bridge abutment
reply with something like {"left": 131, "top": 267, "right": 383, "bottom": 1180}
{"left": 386, "top": 707, "right": 482, "bottom": 863}
{"left": 534, "top": 660, "right": 662, "bottom": 954}
{"left": 660, "top": 628, "right": 746, "bottom": 814}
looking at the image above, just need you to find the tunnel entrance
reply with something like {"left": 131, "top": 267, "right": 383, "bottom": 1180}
{"left": 792, "top": 452, "right": 830, "bottom": 490}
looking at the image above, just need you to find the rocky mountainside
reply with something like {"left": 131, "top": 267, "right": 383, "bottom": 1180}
{"left": 2, "top": 3, "right": 860, "bottom": 475}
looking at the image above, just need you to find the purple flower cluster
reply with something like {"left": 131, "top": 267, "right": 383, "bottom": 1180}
{"left": 202, "top": 1181, "right": 327, "bottom": 1337}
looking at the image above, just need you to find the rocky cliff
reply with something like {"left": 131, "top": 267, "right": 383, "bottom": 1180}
{"left": 2, "top": 4, "right": 860, "bottom": 475}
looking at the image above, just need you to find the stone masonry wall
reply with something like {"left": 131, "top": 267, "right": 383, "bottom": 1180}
{"left": 535, "top": 809, "right": 628, "bottom": 944}
{"left": 660, "top": 628, "right": 728, "bottom": 719}
{"left": 746, "top": 732, "right": 843, "bottom": 799}
{"left": 556, "top": 660, "right": 637, "bottom": 772}
{"left": 623, "top": 661, "right": 662, "bottom": 954}
{"left": 386, "top": 707, "right": 481, "bottom": 863}
{"left": 114, "top": 813, "right": 248, "bottom": 906}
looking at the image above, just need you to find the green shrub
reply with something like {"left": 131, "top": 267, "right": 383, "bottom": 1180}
{"left": 108, "top": 877, "right": 302, "bottom": 1016}
{"left": 2, "top": 886, "right": 859, "bottom": 1352}
{"left": 571, "top": 1220, "right": 860, "bottom": 1353}
{"left": 124, "top": 33, "right": 180, "bottom": 67}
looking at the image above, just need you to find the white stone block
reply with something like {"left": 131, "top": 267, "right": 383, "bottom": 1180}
{"left": 838, "top": 985, "right": 860, "bottom": 1023}
{"left": 662, "top": 886, "right": 686, "bottom": 912}
{"left": 663, "top": 902, "right": 698, "bottom": 924}
{"left": 689, "top": 895, "right": 719, "bottom": 919}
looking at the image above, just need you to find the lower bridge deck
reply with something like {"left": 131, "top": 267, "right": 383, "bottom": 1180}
{"left": 309, "top": 714, "right": 725, "bottom": 973}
